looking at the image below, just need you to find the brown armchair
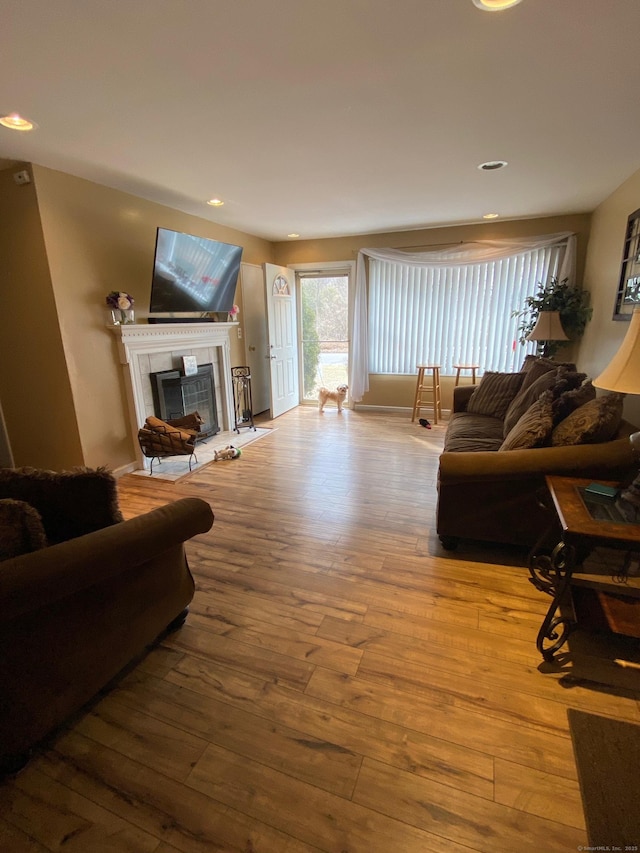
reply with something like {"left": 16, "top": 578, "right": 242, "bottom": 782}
{"left": 0, "top": 466, "right": 214, "bottom": 773}
{"left": 137, "top": 412, "right": 204, "bottom": 474}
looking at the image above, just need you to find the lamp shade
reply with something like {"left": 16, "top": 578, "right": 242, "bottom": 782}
{"left": 525, "top": 311, "right": 569, "bottom": 342}
{"left": 593, "top": 307, "right": 640, "bottom": 394}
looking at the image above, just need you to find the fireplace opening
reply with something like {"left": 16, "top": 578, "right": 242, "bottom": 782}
{"left": 150, "top": 363, "right": 219, "bottom": 439}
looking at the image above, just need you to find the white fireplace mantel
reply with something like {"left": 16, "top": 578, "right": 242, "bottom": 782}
{"left": 110, "top": 322, "right": 237, "bottom": 469}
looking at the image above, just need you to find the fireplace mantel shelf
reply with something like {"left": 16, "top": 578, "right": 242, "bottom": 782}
{"left": 109, "top": 321, "right": 238, "bottom": 338}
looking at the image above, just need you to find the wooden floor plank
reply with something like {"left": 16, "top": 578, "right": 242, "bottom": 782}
{"left": 0, "top": 764, "right": 161, "bottom": 852}
{"left": 110, "top": 671, "right": 363, "bottom": 799}
{"left": 352, "top": 758, "right": 582, "bottom": 853}
{"left": 147, "top": 660, "right": 496, "bottom": 800}
{"left": 40, "top": 732, "right": 321, "bottom": 853}
{"left": 494, "top": 757, "right": 586, "bottom": 831}
{"left": 305, "top": 666, "right": 579, "bottom": 779}
{"left": 187, "top": 741, "right": 477, "bottom": 853}
{"left": 4, "top": 406, "right": 635, "bottom": 850}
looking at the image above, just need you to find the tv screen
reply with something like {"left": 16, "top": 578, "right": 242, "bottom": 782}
{"left": 149, "top": 228, "right": 243, "bottom": 316}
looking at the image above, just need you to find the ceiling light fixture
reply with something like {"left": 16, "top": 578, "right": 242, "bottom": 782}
{"left": 0, "top": 113, "right": 36, "bottom": 131}
{"left": 472, "top": 0, "right": 523, "bottom": 11}
{"left": 287, "top": 233, "right": 300, "bottom": 239}
{"left": 206, "top": 198, "right": 224, "bottom": 207}
{"left": 483, "top": 213, "right": 500, "bottom": 219}
{"left": 478, "top": 160, "right": 508, "bottom": 171}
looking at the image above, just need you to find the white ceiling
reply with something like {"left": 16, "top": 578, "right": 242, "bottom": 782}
{"left": 2, "top": 0, "right": 640, "bottom": 241}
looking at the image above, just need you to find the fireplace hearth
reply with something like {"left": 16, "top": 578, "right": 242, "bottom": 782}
{"left": 151, "top": 364, "right": 219, "bottom": 438}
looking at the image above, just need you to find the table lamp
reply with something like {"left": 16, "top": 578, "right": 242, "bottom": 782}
{"left": 593, "top": 307, "right": 640, "bottom": 509}
{"left": 525, "top": 311, "right": 569, "bottom": 358}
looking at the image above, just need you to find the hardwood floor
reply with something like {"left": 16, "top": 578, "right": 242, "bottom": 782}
{"left": 2, "top": 406, "right": 640, "bottom": 852}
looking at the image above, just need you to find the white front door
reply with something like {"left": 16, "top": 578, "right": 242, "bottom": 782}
{"left": 264, "top": 263, "right": 299, "bottom": 418}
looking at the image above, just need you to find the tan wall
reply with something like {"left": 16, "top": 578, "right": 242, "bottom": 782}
{"left": 577, "top": 166, "right": 640, "bottom": 427}
{"left": 3, "top": 155, "right": 635, "bottom": 465}
{"left": 4, "top": 165, "right": 273, "bottom": 470}
{"left": 0, "top": 165, "right": 84, "bottom": 468}
{"left": 274, "top": 213, "right": 592, "bottom": 409}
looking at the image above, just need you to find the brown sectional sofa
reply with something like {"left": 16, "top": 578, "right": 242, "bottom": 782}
{"left": 436, "top": 358, "right": 637, "bottom": 550}
{"left": 0, "top": 466, "right": 214, "bottom": 773}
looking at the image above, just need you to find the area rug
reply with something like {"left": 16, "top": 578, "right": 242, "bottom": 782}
{"left": 567, "top": 708, "right": 640, "bottom": 846}
{"left": 130, "top": 427, "right": 273, "bottom": 482}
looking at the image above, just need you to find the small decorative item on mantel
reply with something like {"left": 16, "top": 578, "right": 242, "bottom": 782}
{"left": 106, "top": 291, "right": 135, "bottom": 325}
{"left": 228, "top": 304, "right": 239, "bottom": 323}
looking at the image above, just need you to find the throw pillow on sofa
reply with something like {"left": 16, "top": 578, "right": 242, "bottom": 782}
{"left": 0, "top": 466, "right": 123, "bottom": 545}
{"left": 551, "top": 393, "right": 624, "bottom": 446}
{"left": 503, "top": 368, "right": 560, "bottom": 436}
{"left": 500, "top": 392, "right": 555, "bottom": 451}
{"left": 466, "top": 372, "right": 525, "bottom": 420}
{"left": 0, "top": 498, "right": 48, "bottom": 561}
{"left": 503, "top": 368, "right": 587, "bottom": 437}
{"left": 552, "top": 380, "right": 596, "bottom": 425}
{"left": 520, "top": 354, "right": 577, "bottom": 377}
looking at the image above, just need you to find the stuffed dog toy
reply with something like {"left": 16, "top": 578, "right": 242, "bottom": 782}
{"left": 214, "top": 445, "right": 242, "bottom": 460}
{"left": 318, "top": 384, "right": 348, "bottom": 413}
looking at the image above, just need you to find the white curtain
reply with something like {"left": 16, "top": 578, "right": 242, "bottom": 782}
{"left": 349, "top": 232, "right": 576, "bottom": 401}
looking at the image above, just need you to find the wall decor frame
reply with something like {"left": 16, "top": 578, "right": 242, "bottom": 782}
{"left": 614, "top": 207, "right": 640, "bottom": 320}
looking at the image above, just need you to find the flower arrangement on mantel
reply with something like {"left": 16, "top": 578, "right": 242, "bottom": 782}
{"left": 106, "top": 291, "right": 135, "bottom": 325}
{"left": 228, "top": 304, "right": 240, "bottom": 322}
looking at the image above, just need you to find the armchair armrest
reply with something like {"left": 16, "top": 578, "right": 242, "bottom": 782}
{"left": 452, "top": 385, "right": 476, "bottom": 413}
{"left": 0, "top": 497, "right": 214, "bottom": 621}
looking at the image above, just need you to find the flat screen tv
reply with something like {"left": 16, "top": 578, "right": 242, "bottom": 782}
{"left": 148, "top": 227, "right": 243, "bottom": 318}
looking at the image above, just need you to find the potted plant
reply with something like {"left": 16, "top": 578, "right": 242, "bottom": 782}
{"left": 513, "top": 276, "right": 593, "bottom": 358}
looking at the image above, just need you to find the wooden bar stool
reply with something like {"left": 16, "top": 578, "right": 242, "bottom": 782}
{"left": 453, "top": 363, "right": 479, "bottom": 386}
{"left": 411, "top": 364, "right": 442, "bottom": 424}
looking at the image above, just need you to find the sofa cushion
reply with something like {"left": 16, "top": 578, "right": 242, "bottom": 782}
{"left": 551, "top": 393, "right": 625, "bottom": 446}
{"left": 444, "top": 412, "right": 505, "bottom": 452}
{"left": 466, "top": 372, "right": 525, "bottom": 420}
{"left": 552, "top": 380, "right": 596, "bottom": 424}
{"left": 0, "top": 467, "right": 123, "bottom": 545}
{"left": 500, "top": 392, "right": 555, "bottom": 451}
{"left": 0, "top": 498, "right": 48, "bottom": 561}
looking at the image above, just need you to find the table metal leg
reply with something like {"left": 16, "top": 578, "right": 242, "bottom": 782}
{"left": 535, "top": 540, "right": 577, "bottom": 661}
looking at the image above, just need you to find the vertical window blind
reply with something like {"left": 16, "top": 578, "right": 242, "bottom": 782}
{"left": 368, "top": 245, "right": 562, "bottom": 375}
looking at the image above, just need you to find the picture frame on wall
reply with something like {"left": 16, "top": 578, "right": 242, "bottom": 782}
{"left": 614, "top": 207, "right": 640, "bottom": 320}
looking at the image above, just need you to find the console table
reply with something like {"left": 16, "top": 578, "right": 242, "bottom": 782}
{"left": 529, "top": 475, "right": 640, "bottom": 661}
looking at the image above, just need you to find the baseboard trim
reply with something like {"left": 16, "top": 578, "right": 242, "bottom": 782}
{"left": 112, "top": 462, "right": 138, "bottom": 478}
{"left": 354, "top": 404, "right": 451, "bottom": 416}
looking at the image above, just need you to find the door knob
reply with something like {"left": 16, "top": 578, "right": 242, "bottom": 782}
{"left": 249, "top": 345, "right": 256, "bottom": 351}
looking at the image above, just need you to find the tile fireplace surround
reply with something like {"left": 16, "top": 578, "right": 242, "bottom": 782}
{"left": 110, "top": 322, "right": 236, "bottom": 471}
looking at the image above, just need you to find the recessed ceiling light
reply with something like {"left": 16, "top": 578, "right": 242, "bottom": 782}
{"left": 207, "top": 198, "right": 224, "bottom": 207}
{"left": 472, "top": 0, "right": 523, "bottom": 11}
{"left": 478, "top": 160, "right": 508, "bottom": 171}
{"left": 483, "top": 213, "right": 500, "bottom": 219}
{"left": 287, "top": 233, "right": 300, "bottom": 239}
{"left": 0, "top": 113, "right": 36, "bottom": 131}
